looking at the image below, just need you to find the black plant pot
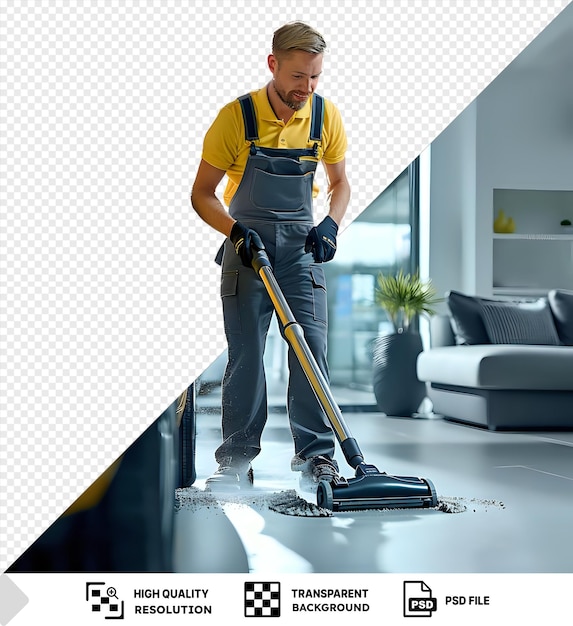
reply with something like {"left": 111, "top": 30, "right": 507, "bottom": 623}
{"left": 372, "top": 331, "right": 426, "bottom": 417}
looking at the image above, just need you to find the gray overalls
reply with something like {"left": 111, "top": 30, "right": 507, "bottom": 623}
{"left": 215, "top": 92, "right": 336, "bottom": 468}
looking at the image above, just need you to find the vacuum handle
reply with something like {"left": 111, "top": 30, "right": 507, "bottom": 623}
{"left": 251, "top": 244, "right": 272, "bottom": 274}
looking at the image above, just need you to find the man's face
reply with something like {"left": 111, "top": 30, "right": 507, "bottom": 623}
{"left": 268, "top": 50, "right": 323, "bottom": 111}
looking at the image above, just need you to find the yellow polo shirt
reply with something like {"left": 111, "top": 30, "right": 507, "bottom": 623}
{"left": 201, "top": 87, "right": 348, "bottom": 206}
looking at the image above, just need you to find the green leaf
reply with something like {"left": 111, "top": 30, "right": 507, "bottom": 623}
{"left": 375, "top": 269, "right": 442, "bottom": 332}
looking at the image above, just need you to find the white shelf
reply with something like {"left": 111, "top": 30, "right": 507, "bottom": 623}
{"left": 492, "top": 287, "right": 551, "bottom": 297}
{"left": 493, "top": 233, "right": 573, "bottom": 240}
{"left": 491, "top": 188, "right": 573, "bottom": 297}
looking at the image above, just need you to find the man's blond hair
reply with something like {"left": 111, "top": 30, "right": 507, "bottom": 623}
{"left": 272, "top": 21, "right": 327, "bottom": 60}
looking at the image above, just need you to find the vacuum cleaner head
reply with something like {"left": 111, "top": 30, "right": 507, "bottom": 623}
{"left": 317, "top": 463, "right": 438, "bottom": 512}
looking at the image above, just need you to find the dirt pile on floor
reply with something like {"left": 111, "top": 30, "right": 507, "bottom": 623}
{"left": 175, "top": 487, "right": 332, "bottom": 517}
{"left": 176, "top": 487, "right": 506, "bottom": 517}
{"left": 267, "top": 490, "right": 332, "bottom": 517}
{"left": 437, "top": 496, "right": 506, "bottom": 514}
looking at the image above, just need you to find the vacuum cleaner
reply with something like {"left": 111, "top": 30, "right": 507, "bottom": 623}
{"left": 251, "top": 242, "right": 438, "bottom": 512}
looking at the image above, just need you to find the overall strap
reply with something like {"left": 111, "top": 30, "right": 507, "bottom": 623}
{"left": 238, "top": 92, "right": 325, "bottom": 143}
{"left": 309, "top": 93, "right": 324, "bottom": 142}
{"left": 238, "top": 93, "right": 259, "bottom": 141}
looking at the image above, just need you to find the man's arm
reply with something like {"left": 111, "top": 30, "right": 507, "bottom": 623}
{"left": 191, "top": 159, "right": 235, "bottom": 237}
{"left": 323, "top": 158, "right": 351, "bottom": 226}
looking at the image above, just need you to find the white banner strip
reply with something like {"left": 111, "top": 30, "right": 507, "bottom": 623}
{"left": 4, "top": 572, "right": 573, "bottom": 625}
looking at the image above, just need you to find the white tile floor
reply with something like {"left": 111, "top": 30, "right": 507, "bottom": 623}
{"left": 174, "top": 387, "right": 573, "bottom": 574}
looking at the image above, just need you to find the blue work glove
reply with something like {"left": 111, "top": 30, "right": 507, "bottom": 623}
{"left": 305, "top": 216, "right": 339, "bottom": 263}
{"left": 229, "top": 221, "right": 263, "bottom": 268}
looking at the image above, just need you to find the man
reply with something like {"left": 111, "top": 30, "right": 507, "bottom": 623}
{"left": 191, "top": 21, "right": 350, "bottom": 491}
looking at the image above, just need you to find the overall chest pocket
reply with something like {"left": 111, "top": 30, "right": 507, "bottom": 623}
{"left": 250, "top": 168, "right": 313, "bottom": 211}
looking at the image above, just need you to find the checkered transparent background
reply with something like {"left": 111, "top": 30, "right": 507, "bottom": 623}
{"left": 1, "top": 0, "right": 569, "bottom": 571}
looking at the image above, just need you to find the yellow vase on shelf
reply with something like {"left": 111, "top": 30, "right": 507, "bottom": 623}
{"left": 494, "top": 209, "right": 508, "bottom": 233}
{"left": 494, "top": 209, "right": 515, "bottom": 233}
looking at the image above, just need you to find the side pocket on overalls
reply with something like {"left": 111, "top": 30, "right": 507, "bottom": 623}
{"left": 309, "top": 265, "right": 328, "bottom": 324}
{"left": 221, "top": 270, "right": 241, "bottom": 334}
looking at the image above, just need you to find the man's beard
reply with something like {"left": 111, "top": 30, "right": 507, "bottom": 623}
{"left": 273, "top": 82, "right": 308, "bottom": 111}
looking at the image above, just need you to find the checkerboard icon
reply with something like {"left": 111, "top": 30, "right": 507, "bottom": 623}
{"left": 244, "top": 582, "right": 281, "bottom": 617}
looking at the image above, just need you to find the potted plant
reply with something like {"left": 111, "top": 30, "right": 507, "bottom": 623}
{"left": 372, "top": 269, "right": 441, "bottom": 416}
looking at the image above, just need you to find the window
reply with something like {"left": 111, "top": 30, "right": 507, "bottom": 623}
{"left": 323, "top": 161, "right": 420, "bottom": 395}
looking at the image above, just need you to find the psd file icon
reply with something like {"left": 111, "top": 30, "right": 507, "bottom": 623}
{"left": 403, "top": 581, "right": 437, "bottom": 617}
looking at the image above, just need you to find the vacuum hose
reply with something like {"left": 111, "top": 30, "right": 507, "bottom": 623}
{"left": 252, "top": 246, "right": 365, "bottom": 469}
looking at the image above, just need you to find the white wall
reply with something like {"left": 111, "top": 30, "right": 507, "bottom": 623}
{"left": 475, "top": 68, "right": 573, "bottom": 295}
{"left": 427, "top": 100, "right": 477, "bottom": 306}
{"left": 428, "top": 62, "right": 573, "bottom": 299}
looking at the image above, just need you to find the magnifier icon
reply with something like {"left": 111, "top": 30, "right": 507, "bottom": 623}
{"left": 107, "top": 587, "right": 118, "bottom": 599}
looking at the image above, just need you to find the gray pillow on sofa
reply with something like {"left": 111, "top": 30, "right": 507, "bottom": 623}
{"left": 479, "top": 299, "right": 561, "bottom": 345}
{"left": 548, "top": 289, "right": 573, "bottom": 346}
{"left": 446, "top": 290, "right": 492, "bottom": 345}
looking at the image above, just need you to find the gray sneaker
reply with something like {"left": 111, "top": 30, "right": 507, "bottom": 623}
{"left": 205, "top": 462, "right": 254, "bottom": 492}
{"left": 291, "top": 454, "right": 340, "bottom": 489}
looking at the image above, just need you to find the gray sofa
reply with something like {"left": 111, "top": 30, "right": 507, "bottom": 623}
{"left": 416, "top": 289, "right": 573, "bottom": 430}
